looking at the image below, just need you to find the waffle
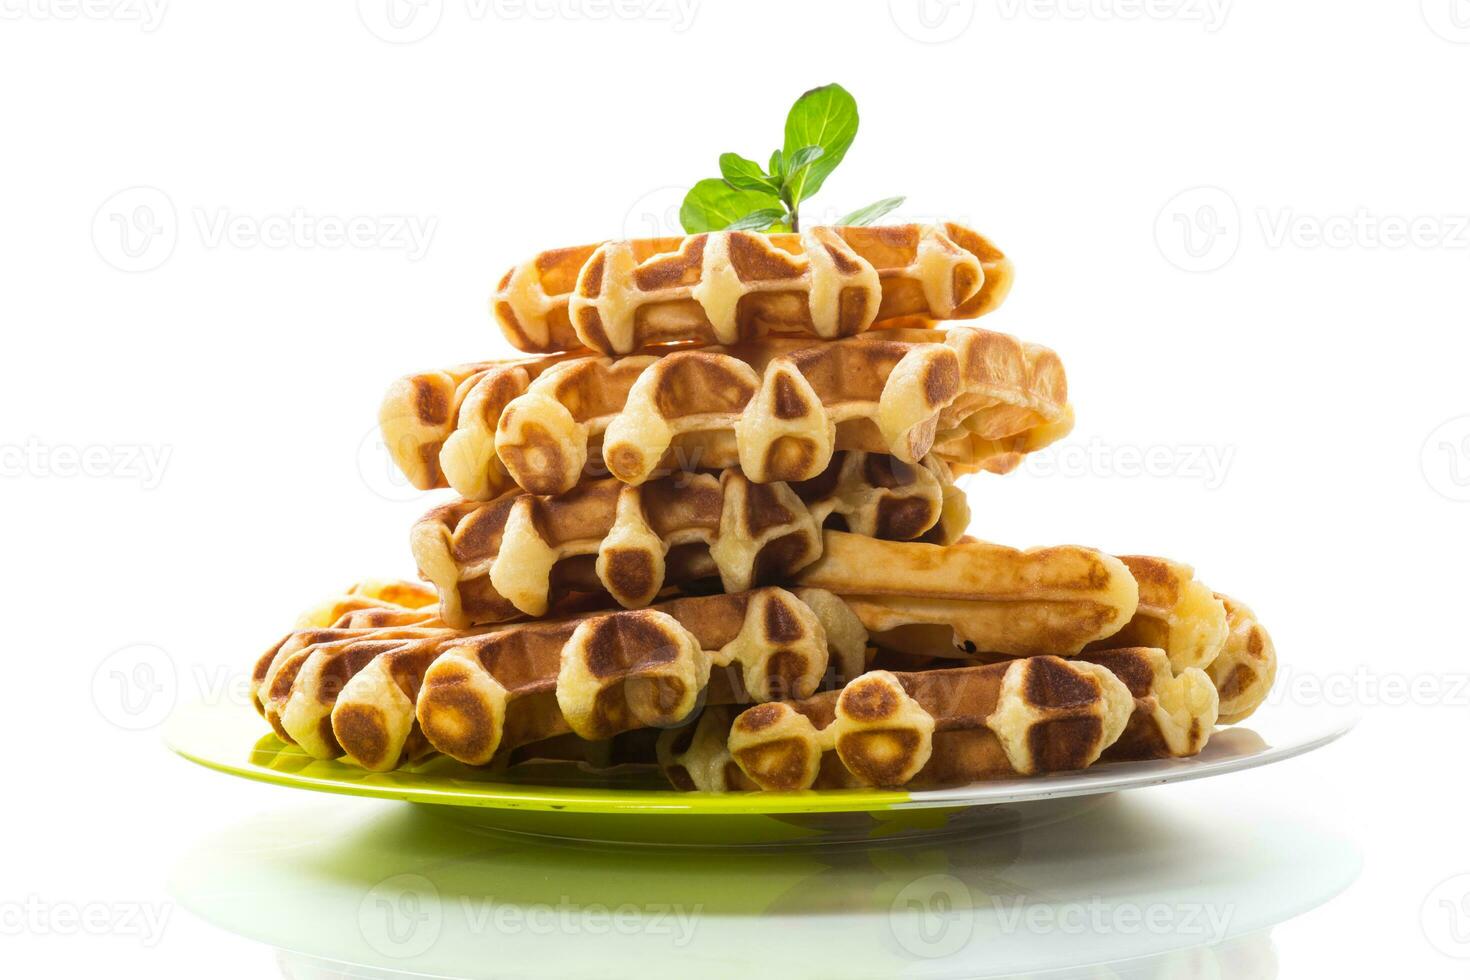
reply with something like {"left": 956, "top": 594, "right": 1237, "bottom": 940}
{"left": 378, "top": 352, "right": 570, "bottom": 496}
{"left": 380, "top": 324, "right": 1071, "bottom": 500}
{"left": 867, "top": 552, "right": 1227, "bottom": 669}
{"left": 493, "top": 223, "right": 1014, "bottom": 354}
{"left": 1205, "top": 595, "right": 1277, "bottom": 724}
{"left": 504, "top": 727, "right": 664, "bottom": 772}
{"left": 252, "top": 586, "right": 869, "bottom": 771}
{"left": 664, "top": 649, "right": 1215, "bottom": 791}
{"left": 793, "top": 531, "right": 1141, "bottom": 658}
{"left": 1076, "top": 648, "right": 1219, "bottom": 759}
{"left": 675, "top": 656, "right": 1134, "bottom": 790}
{"left": 294, "top": 579, "right": 439, "bottom": 629}
{"left": 1083, "top": 556, "right": 1229, "bottom": 671}
{"left": 412, "top": 453, "right": 967, "bottom": 628}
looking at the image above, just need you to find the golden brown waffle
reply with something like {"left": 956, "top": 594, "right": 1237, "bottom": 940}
{"left": 868, "top": 552, "right": 1229, "bottom": 670}
{"left": 493, "top": 223, "right": 1013, "bottom": 354}
{"left": 794, "top": 531, "right": 1140, "bottom": 658}
{"left": 380, "top": 324, "right": 1070, "bottom": 500}
{"left": 1076, "top": 648, "right": 1218, "bottom": 759}
{"left": 1205, "top": 594, "right": 1277, "bottom": 723}
{"left": 504, "top": 728, "right": 664, "bottom": 772}
{"left": 251, "top": 586, "right": 869, "bottom": 771}
{"left": 521, "top": 643, "right": 1219, "bottom": 788}
{"left": 1079, "top": 556, "right": 1229, "bottom": 671}
{"left": 294, "top": 579, "right": 439, "bottom": 629}
{"left": 378, "top": 352, "right": 572, "bottom": 496}
{"left": 663, "top": 649, "right": 1215, "bottom": 791}
{"left": 412, "top": 453, "right": 967, "bottom": 628}
{"left": 411, "top": 526, "right": 1137, "bottom": 662}
{"left": 682, "top": 657, "right": 1134, "bottom": 790}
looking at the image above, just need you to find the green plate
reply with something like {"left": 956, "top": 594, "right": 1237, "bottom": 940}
{"left": 167, "top": 697, "right": 1354, "bottom": 845}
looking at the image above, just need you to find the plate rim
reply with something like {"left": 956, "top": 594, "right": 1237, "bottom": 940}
{"left": 166, "top": 697, "right": 1359, "bottom": 816}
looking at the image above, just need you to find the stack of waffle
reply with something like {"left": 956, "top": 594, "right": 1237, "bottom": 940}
{"left": 252, "top": 223, "right": 1278, "bottom": 790}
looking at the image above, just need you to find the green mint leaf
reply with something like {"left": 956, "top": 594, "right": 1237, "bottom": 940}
{"left": 724, "top": 207, "right": 788, "bottom": 232}
{"left": 783, "top": 83, "right": 859, "bottom": 202}
{"left": 719, "top": 153, "right": 781, "bottom": 194}
{"left": 782, "top": 144, "right": 826, "bottom": 210}
{"left": 768, "top": 149, "right": 784, "bottom": 180}
{"left": 785, "top": 145, "right": 825, "bottom": 177}
{"left": 680, "top": 179, "right": 782, "bottom": 233}
{"left": 836, "top": 196, "right": 906, "bottom": 226}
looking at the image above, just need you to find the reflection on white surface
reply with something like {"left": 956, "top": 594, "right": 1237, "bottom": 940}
{"left": 273, "top": 930, "right": 1279, "bottom": 980}
{"left": 170, "top": 787, "right": 1359, "bottom": 979}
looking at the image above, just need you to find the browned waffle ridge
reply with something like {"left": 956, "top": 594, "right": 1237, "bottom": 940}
{"left": 661, "top": 648, "right": 1217, "bottom": 791}
{"left": 493, "top": 223, "right": 1013, "bottom": 354}
{"left": 412, "top": 453, "right": 968, "bottom": 628}
{"left": 379, "top": 324, "right": 1071, "bottom": 500}
{"left": 251, "top": 586, "right": 869, "bottom": 772}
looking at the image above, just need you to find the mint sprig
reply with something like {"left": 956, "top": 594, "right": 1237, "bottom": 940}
{"left": 679, "top": 84, "right": 904, "bottom": 234}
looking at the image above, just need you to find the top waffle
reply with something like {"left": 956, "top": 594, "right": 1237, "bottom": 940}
{"left": 492, "top": 223, "right": 1013, "bottom": 354}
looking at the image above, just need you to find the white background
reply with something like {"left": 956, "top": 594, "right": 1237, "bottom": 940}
{"left": 3, "top": 1, "right": 1468, "bottom": 976}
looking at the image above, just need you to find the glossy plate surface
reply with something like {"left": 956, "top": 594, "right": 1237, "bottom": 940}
{"left": 167, "top": 696, "right": 1356, "bottom": 838}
